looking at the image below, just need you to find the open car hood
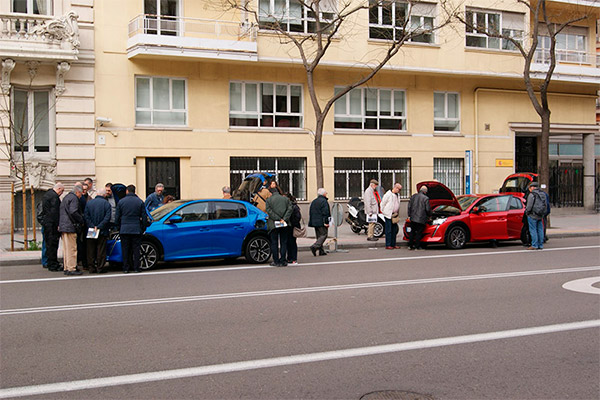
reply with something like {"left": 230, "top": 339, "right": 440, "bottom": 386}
{"left": 416, "top": 181, "right": 461, "bottom": 210}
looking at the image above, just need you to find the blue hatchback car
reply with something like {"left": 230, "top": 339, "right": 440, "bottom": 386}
{"left": 107, "top": 199, "right": 271, "bottom": 270}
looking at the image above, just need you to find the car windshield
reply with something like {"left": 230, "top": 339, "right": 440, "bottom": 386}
{"left": 150, "top": 200, "right": 187, "bottom": 221}
{"left": 458, "top": 195, "right": 479, "bottom": 210}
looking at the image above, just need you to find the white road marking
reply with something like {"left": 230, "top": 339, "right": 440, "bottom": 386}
{"left": 2, "top": 265, "right": 599, "bottom": 316}
{"left": 1, "top": 245, "right": 599, "bottom": 285}
{"left": 562, "top": 277, "right": 600, "bottom": 295}
{"left": 0, "top": 319, "right": 598, "bottom": 399}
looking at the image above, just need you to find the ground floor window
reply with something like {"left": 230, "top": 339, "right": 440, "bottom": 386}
{"left": 230, "top": 157, "right": 307, "bottom": 201}
{"left": 433, "top": 158, "right": 464, "bottom": 195}
{"left": 334, "top": 158, "right": 410, "bottom": 200}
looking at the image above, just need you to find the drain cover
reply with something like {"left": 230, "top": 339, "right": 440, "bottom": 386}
{"left": 360, "top": 390, "right": 435, "bottom": 400}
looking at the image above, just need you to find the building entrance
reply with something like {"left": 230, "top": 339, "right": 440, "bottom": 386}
{"left": 146, "top": 158, "right": 180, "bottom": 200}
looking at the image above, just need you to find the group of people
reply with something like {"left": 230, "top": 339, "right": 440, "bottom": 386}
{"left": 39, "top": 179, "right": 151, "bottom": 276}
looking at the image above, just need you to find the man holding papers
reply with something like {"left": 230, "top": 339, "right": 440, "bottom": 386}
{"left": 84, "top": 187, "right": 112, "bottom": 273}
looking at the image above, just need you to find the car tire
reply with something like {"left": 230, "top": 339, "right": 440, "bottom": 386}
{"left": 373, "top": 222, "right": 384, "bottom": 238}
{"left": 520, "top": 226, "right": 530, "bottom": 245}
{"left": 245, "top": 235, "right": 271, "bottom": 264}
{"left": 139, "top": 241, "right": 159, "bottom": 270}
{"left": 445, "top": 225, "right": 468, "bottom": 249}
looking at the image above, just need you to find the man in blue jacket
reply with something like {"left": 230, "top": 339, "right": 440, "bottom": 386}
{"left": 144, "top": 183, "right": 164, "bottom": 212}
{"left": 84, "top": 187, "right": 112, "bottom": 273}
{"left": 116, "top": 185, "right": 147, "bottom": 273}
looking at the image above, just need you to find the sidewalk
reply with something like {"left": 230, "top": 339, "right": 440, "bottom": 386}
{"left": 1, "top": 209, "right": 598, "bottom": 267}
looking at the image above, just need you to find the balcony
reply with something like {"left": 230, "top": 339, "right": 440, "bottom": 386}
{"left": 126, "top": 14, "right": 258, "bottom": 62}
{"left": 532, "top": 49, "right": 600, "bottom": 84}
{"left": 0, "top": 12, "right": 79, "bottom": 61}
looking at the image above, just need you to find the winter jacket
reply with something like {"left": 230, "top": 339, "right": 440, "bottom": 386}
{"left": 526, "top": 189, "right": 546, "bottom": 221}
{"left": 363, "top": 186, "right": 380, "bottom": 215}
{"left": 290, "top": 203, "right": 302, "bottom": 229}
{"left": 59, "top": 192, "right": 84, "bottom": 233}
{"left": 144, "top": 192, "right": 164, "bottom": 212}
{"left": 116, "top": 193, "right": 147, "bottom": 235}
{"left": 407, "top": 192, "right": 431, "bottom": 225}
{"left": 308, "top": 195, "right": 331, "bottom": 227}
{"left": 84, "top": 196, "right": 112, "bottom": 236}
{"left": 41, "top": 188, "right": 61, "bottom": 227}
{"left": 265, "top": 192, "right": 293, "bottom": 232}
{"left": 380, "top": 190, "right": 401, "bottom": 219}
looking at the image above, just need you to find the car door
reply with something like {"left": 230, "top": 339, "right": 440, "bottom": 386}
{"left": 160, "top": 201, "right": 212, "bottom": 261}
{"left": 469, "top": 196, "right": 510, "bottom": 240}
{"left": 506, "top": 195, "right": 525, "bottom": 238}
{"left": 210, "top": 201, "right": 251, "bottom": 257}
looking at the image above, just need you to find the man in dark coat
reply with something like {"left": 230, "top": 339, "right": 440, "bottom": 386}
{"left": 308, "top": 188, "right": 331, "bottom": 256}
{"left": 41, "top": 182, "right": 64, "bottom": 271}
{"left": 407, "top": 185, "right": 431, "bottom": 250}
{"left": 59, "top": 184, "right": 84, "bottom": 275}
{"left": 84, "top": 187, "right": 112, "bottom": 273}
{"left": 265, "top": 184, "right": 293, "bottom": 267}
{"left": 77, "top": 182, "right": 90, "bottom": 269}
{"left": 116, "top": 185, "right": 147, "bottom": 273}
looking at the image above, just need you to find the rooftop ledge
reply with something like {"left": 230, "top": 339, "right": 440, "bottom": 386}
{"left": 126, "top": 14, "right": 258, "bottom": 62}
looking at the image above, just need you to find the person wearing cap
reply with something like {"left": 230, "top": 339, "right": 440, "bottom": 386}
{"left": 363, "top": 179, "right": 382, "bottom": 241}
{"left": 407, "top": 185, "right": 431, "bottom": 250}
{"left": 525, "top": 181, "right": 546, "bottom": 250}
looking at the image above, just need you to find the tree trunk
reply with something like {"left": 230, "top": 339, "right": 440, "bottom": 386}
{"left": 539, "top": 111, "right": 550, "bottom": 190}
{"left": 314, "top": 119, "right": 324, "bottom": 190}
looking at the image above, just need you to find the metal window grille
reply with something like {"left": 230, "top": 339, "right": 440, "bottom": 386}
{"left": 433, "top": 158, "right": 464, "bottom": 195}
{"left": 230, "top": 157, "right": 307, "bottom": 200}
{"left": 334, "top": 158, "right": 411, "bottom": 200}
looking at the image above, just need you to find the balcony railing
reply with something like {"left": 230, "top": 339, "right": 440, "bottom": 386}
{"left": 533, "top": 49, "right": 598, "bottom": 68}
{"left": 128, "top": 14, "right": 257, "bottom": 42}
{"left": 0, "top": 12, "right": 80, "bottom": 60}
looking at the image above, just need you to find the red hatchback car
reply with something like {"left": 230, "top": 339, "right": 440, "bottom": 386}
{"left": 403, "top": 181, "right": 528, "bottom": 249}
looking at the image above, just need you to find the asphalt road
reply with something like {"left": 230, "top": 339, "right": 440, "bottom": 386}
{"left": 1, "top": 236, "right": 599, "bottom": 399}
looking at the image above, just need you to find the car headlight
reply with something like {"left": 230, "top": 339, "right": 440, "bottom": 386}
{"left": 432, "top": 217, "right": 447, "bottom": 225}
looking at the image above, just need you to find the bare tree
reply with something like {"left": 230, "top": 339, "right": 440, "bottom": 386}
{"left": 457, "top": 0, "right": 592, "bottom": 188}
{"left": 0, "top": 67, "right": 57, "bottom": 249}
{"left": 221, "top": 0, "right": 457, "bottom": 188}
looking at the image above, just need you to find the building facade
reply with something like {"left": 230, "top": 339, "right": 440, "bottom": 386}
{"left": 0, "top": 0, "right": 95, "bottom": 233}
{"left": 93, "top": 0, "right": 599, "bottom": 211}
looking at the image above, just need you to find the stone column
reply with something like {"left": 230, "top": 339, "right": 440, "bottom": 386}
{"left": 582, "top": 133, "right": 596, "bottom": 212}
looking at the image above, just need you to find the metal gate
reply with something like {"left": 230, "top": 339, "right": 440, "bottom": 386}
{"left": 549, "top": 165, "right": 583, "bottom": 207}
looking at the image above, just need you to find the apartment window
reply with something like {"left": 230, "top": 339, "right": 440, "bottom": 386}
{"left": 12, "top": 89, "right": 51, "bottom": 154}
{"left": 465, "top": 9, "right": 524, "bottom": 50}
{"left": 230, "top": 82, "right": 303, "bottom": 128}
{"left": 135, "top": 77, "right": 187, "bottom": 126}
{"left": 12, "top": 0, "right": 52, "bottom": 14}
{"left": 433, "top": 158, "right": 464, "bottom": 195}
{"left": 258, "top": 0, "right": 335, "bottom": 34}
{"left": 230, "top": 157, "right": 307, "bottom": 200}
{"left": 334, "top": 158, "right": 410, "bottom": 200}
{"left": 144, "top": 0, "right": 179, "bottom": 35}
{"left": 369, "top": 1, "right": 435, "bottom": 43}
{"left": 434, "top": 92, "right": 460, "bottom": 132}
{"left": 536, "top": 27, "right": 588, "bottom": 63}
{"left": 334, "top": 87, "right": 406, "bottom": 131}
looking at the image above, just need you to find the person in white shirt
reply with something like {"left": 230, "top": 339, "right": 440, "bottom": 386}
{"left": 380, "top": 183, "right": 402, "bottom": 249}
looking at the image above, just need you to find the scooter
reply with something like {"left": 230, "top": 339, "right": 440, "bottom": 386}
{"left": 345, "top": 197, "right": 385, "bottom": 238}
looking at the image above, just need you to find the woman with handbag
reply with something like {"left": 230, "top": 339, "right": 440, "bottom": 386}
{"left": 285, "top": 193, "right": 303, "bottom": 265}
{"left": 380, "top": 183, "right": 403, "bottom": 249}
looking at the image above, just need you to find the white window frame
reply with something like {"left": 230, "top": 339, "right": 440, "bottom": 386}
{"left": 11, "top": 0, "right": 53, "bottom": 15}
{"left": 433, "top": 158, "right": 464, "bottom": 195}
{"left": 143, "top": 0, "right": 181, "bottom": 36}
{"left": 229, "top": 157, "right": 307, "bottom": 200}
{"left": 135, "top": 76, "right": 188, "bottom": 127}
{"left": 11, "top": 87, "right": 55, "bottom": 158}
{"left": 333, "top": 157, "right": 411, "bottom": 200}
{"left": 334, "top": 87, "right": 407, "bottom": 132}
{"left": 369, "top": 0, "right": 435, "bottom": 44}
{"left": 229, "top": 81, "right": 304, "bottom": 129}
{"left": 433, "top": 92, "right": 460, "bottom": 133}
{"left": 536, "top": 32, "right": 588, "bottom": 64}
{"left": 258, "top": 0, "right": 335, "bottom": 34}
{"left": 465, "top": 9, "right": 501, "bottom": 49}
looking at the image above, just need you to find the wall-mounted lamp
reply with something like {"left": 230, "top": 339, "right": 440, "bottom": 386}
{"left": 133, "top": 157, "right": 136, "bottom": 165}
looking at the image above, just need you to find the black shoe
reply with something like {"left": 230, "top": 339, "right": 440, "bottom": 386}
{"left": 318, "top": 251, "right": 327, "bottom": 256}
{"left": 270, "top": 262, "right": 279, "bottom": 267}
{"left": 48, "top": 268, "right": 59, "bottom": 272}
{"left": 134, "top": 270, "right": 141, "bottom": 273}
{"left": 310, "top": 247, "right": 317, "bottom": 256}
{"left": 367, "top": 237, "right": 378, "bottom": 241}
{"left": 279, "top": 262, "right": 288, "bottom": 267}
{"left": 123, "top": 270, "right": 129, "bottom": 274}
{"left": 42, "top": 264, "right": 48, "bottom": 269}
{"left": 98, "top": 269, "right": 108, "bottom": 274}
{"left": 65, "top": 270, "right": 83, "bottom": 276}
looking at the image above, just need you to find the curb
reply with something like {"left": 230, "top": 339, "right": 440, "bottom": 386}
{"left": 1, "top": 231, "right": 598, "bottom": 267}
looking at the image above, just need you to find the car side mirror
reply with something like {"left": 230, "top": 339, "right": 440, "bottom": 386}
{"left": 167, "top": 214, "right": 182, "bottom": 224}
{"left": 472, "top": 206, "right": 480, "bottom": 214}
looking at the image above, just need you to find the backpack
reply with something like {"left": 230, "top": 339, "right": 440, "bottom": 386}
{"left": 36, "top": 201, "right": 44, "bottom": 224}
{"left": 531, "top": 190, "right": 547, "bottom": 218}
